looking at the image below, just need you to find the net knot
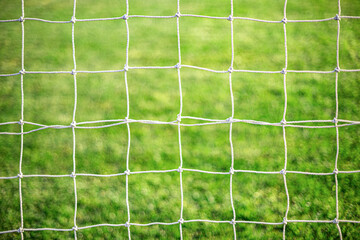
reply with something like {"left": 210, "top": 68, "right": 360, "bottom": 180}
{"left": 229, "top": 167, "right": 235, "bottom": 175}
{"left": 283, "top": 217, "right": 288, "bottom": 225}
{"left": 177, "top": 167, "right": 183, "bottom": 173}
{"left": 226, "top": 117, "right": 233, "bottom": 123}
{"left": 18, "top": 227, "right": 24, "bottom": 233}
{"left": 125, "top": 222, "right": 130, "bottom": 227}
{"left": 230, "top": 219, "right": 236, "bottom": 225}
{"left": 334, "top": 67, "right": 340, "bottom": 73}
{"left": 71, "top": 16, "right": 76, "bottom": 23}
{"left": 124, "top": 170, "right": 131, "bottom": 176}
{"left": 71, "top": 121, "right": 76, "bottom": 128}
{"left": 72, "top": 226, "right": 78, "bottom": 231}
{"left": 124, "top": 117, "right": 129, "bottom": 122}
{"left": 175, "top": 63, "right": 181, "bottom": 69}
{"left": 228, "top": 67, "right": 233, "bottom": 73}
{"left": 124, "top": 64, "right": 129, "bottom": 72}
{"left": 177, "top": 114, "right": 182, "bottom": 122}
{"left": 281, "top": 68, "right": 287, "bottom": 74}
{"left": 227, "top": 15, "right": 233, "bottom": 21}
{"left": 178, "top": 218, "right": 184, "bottom": 224}
{"left": 280, "top": 119, "right": 286, "bottom": 125}
{"left": 281, "top": 18, "right": 287, "bottom": 24}
{"left": 19, "top": 16, "right": 25, "bottom": 22}
{"left": 122, "top": 14, "right": 129, "bottom": 20}
{"left": 71, "top": 69, "right": 77, "bottom": 75}
{"left": 19, "top": 69, "right": 25, "bottom": 75}
{"left": 70, "top": 172, "right": 76, "bottom": 178}
{"left": 333, "top": 218, "right": 339, "bottom": 224}
{"left": 18, "top": 119, "right": 24, "bottom": 125}
{"left": 333, "top": 168, "right": 339, "bottom": 175}
{"left": 334, "top": 14, "right": 340, "bottom": 21}
{"left": 175, "top": 12, "right": 181, "bottom": 18}
{"left": 332, "top": 118, "right": 338, "bottom": 124}
{"left": 18, "top": 173, "right": 24, "bottom": 179}
{"left": 280, "top": 169, "right": 286, "bottom": 175}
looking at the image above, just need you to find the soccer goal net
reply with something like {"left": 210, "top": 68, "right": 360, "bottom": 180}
{"left": 0, "top": 0, "right": 359, "bottom": 239}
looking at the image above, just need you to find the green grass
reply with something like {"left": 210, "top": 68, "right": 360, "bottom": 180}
{"left": 1, "top": 0, "right": 360, "bottom": 239}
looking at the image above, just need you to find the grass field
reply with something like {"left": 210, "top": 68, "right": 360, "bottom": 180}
{"left": 1, "top": 0, "right": 360, "bottom": 239}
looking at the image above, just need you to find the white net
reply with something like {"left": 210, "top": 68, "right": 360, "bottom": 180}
{"left": 0, "top": 0, "right": 360, "bottom": 239}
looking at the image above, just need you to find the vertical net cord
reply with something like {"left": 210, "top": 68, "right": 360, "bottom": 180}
{"left": 282, "top": 1, "right": 290, "bottom": 239}
{"left": 71, "top": 0, "right": 78, "bottom": 239}
{"left": 334, "top": 0, "right": 342, "bottom": 238}
{"left": 228, "top": 0, "right": 237, "bottom": 238}
{"left": 18, "top": 0, "right": 25, "bottom": 238}
{"left": 124, "top": 0, "right": 132, "bottom": 238}
{"left": 176, "top": 0, "right": 185, "bottom": 239}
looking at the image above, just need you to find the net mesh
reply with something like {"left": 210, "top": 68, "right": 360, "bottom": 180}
{"left": 0, "top": 0, "right": 360, "bottom": 239}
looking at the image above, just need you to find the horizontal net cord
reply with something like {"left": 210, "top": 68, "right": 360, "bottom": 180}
{"left": 1, "top": 168, "right": 360, "bottom": 180}
{"left": 11, "top": 117, "right": 347, "bottom": 126}
{"left": 3, "top": 116, "right": 358, "bottom": 126}
{"left": 1, "top": 118, "right": 357, "bottom": 127}
{"left": 1, "top": 218, "right": 360, "bottom": 235}
{"left": 341, "top": 16, "right": 360, "bottom": 19}
{"left": 2, "top": 66, "right": 360, "bottom": 77}
{"left": 2, "top": 13, "right": 359, "bottom": 23}
{"left": 1, "top": 118, "right": 360, "bottom": 135}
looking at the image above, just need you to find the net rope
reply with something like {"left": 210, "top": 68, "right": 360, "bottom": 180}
{"left": 0, "top": 0, "right": 359, "bottom": 239}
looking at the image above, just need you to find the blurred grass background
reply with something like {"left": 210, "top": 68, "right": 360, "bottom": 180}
{"left": 1, "top": 0, "right": 360, "bottom": 239}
